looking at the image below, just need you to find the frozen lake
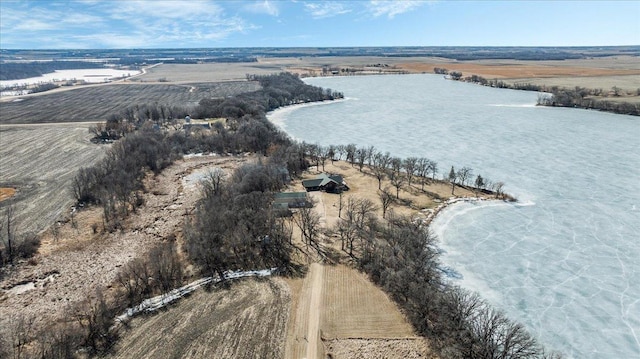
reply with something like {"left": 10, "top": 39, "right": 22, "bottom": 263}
{"left": 269, "top": 74, "right": 640, "bottom": 358}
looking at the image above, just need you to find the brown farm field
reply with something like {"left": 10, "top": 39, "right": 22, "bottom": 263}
{"left": 0, "top": 81, "right": 259, "bottom": 124}
{"left": 0, "top": 123, "right": 106, "bottom": 234}
{"left": 109, "top": 278, "right": 290, "bottom": 359}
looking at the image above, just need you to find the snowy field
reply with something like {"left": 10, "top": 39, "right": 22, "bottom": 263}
{"left": 1, "top": 68, "right": 141, "bottom": 89}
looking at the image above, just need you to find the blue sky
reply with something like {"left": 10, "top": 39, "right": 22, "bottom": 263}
{"left": 1, "top": 0, "right": 638, "bottom": 49}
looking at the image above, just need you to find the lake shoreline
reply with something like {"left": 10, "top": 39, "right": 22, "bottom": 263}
{"left": 294, "top": 67, "right": 640, "bottom": 117}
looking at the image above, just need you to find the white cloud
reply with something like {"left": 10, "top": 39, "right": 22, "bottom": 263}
{"left": 0, "top": 0, "right": 259, "bottom": 48}
{"left": 243, "top": 0, "right": 279, "bottom": 16}
{"left": 367, "top": 0, "right": 424, "bottom": 18}
{"left": 304, "top": 2, "right": 351, "bottom": 19}
{"left": 108, "top": 0, "right": 225, "bottom": 21}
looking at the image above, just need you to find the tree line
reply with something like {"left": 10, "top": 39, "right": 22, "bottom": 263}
{"left": 0, "top": 61, "right": 103, "bottom": 81}
{"left": 434, "top": 67, "right": 640, "bottom": 116}
{"left": 296, "top": 142, "right": 509, "bottom": 200}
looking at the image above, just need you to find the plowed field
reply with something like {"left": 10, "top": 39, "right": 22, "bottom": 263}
{"left": 321, "top": 265, "right": 414, "bottom": 339}
{"left": 0, "top": 123, "right": 106, "bottom": 234}
{"left": 109, "top": 278, "right": 290, "bottom": 359}
{"left": 0, "top": 81, "right": 259, "bottom": 124}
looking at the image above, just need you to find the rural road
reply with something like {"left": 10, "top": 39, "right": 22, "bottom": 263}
{"left": 305, "top": 263, "right": 325, "bottom": 359}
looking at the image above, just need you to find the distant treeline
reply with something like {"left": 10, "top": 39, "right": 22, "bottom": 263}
{"left": 116, "top": 56, "right": 257, "bottom": 66}
{"left": 435, "top": 67, "right": 640, "bottom": 116}
{"left": 3, "top": 46, "right": 638, "bottom": 65}
{"left": 0, "top": 61, "right": 103, "bottom": 81}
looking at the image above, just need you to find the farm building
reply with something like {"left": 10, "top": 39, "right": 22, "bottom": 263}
{"left": 302, "top": 173, "right": 349, "bottom": 193}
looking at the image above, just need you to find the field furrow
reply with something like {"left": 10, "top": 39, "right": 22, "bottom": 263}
{"left": 0, "top": 81, "right": 260, "bottom": 124}
{"left": 0, "top": 123, "right": 106, "bottom": 234}
{"left": 109, "top": 278, "right": 290, "bottom": 359}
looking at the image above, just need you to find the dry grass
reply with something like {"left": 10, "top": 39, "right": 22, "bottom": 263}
{"left": 326, "top": 338, "right": 437, "bottom": 359}
{"left": 0, "top": 187, "right": 16, "bottom": 202}
{"left": 134, "top": 62, "right": 294, "bottom": 83}
{"left": 321, "top": 264, "right": 415, "bottom": 339}
{"left": 296, "top": 160, "right": 479, "bottom": 233}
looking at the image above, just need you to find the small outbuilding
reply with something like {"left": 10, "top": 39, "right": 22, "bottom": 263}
{"left": 273, "top": 192, "right": 310, "bottom": 209}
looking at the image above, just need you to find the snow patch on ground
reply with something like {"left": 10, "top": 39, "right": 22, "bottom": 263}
{"left": 115, "top": 268, "right": 278, "bottom": 323}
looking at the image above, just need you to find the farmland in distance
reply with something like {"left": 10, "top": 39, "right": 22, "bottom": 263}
{"left": 0, "top": 81, "right": 259, "bottom": 124}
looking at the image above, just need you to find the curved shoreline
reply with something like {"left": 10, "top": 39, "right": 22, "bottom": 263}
{"left": 266, "top": 97, "right": 349, "bottom": 131}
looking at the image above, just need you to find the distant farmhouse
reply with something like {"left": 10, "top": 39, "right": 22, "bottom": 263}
{"left": 302, "top": 173, "right": 349, "bottom": 193}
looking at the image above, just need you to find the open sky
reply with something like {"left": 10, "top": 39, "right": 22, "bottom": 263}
{"left": 1, "top": 0, "right": 638, "bottom": 49}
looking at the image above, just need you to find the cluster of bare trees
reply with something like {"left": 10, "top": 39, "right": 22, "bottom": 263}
{"left": 194, "top": 72, "right": 342, "bottom": 120}
{"left": 447, "top": 165, "right": 504, "bottom": 197}
{"left": 73, "top": 131, "right": 175, "bottom": 231}
{"left": 435, "top": 67, "right": 639, "bottom": 116}
{"left": 328, "top": 205, "right": 561, "bottom": 358}
{"left": 0, "top": 202, "right": 40, "bottom": 271}
{"left": 116, "top": 241, "right": 183, "bottom": 306}
{"left": 184, "top": 162, "right": 294, "bottom": 279}
{"left": 536, "top": 86, "right": 639, "bottom": 116}
{"left": 1, "top": 240, "right": 184, "bottom": 358}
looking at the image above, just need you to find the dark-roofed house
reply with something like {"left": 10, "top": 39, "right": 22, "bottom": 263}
{"left": 302, "top": 173, "right": 349, "bottom": 193}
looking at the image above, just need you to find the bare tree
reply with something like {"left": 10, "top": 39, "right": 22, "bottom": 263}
{"left": 372, "top": 151, "right": 391, "bottom": 189}
{"left": 318, "top": 145, "right": 329, "bottom": 171}
{"left": 403, "top": 157, "right": 418, "bottom": 187}
{"left": 327, "top": 145, "right": 336, "bottom": 163}
{"left": 379, "top": 187, "right": 394, "bottom": 219}
{"left": 149, "top": 242, "right": 183, "bottom": 293}
{"left": 457, "top": 166, "right": 473, "bottom": 187}
{"left": 474, "top": 174, "right": 485, "bottom": 197}
{"left": 335, "top": 144, "right": 346, "bottom": 161}
{"left": 365, "top": 145, "right": 377, "bottom": 167}
{"left": 428, "top": 159, "right": 439, "bottom": 180}
{"left": 7, "top": 313, "right": 36, "bottom": 359}
{"left": 338, "top": 197, "right": 378, "bottom": 256}
{"left": 355, "top": 146, "right": 368, "bottom": 172}
{"left": 293, "top": 204, "right": 321, "bottom": 248}
{"left": 416, "top": 157, "right": 430, "bottom": 191}
{"left": 493, "top": 181, "right": 505, "bottom": 199}
{"left": 448, "top": 166, "right": 457, "bottom": 195}
{"left": 1, "top": 201, "right": 16, "bottom": 265}
{"left": 74, "top": 289, "right": 119, "bottom": 355}
{"left": 200, "top": 168, "right": 225, "bottom": 198}
{"left": 389, "top": 169, "right": 405, "bottom": 199}
{"left": 345, "top": 143, "right": 357, "bottom": 165}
